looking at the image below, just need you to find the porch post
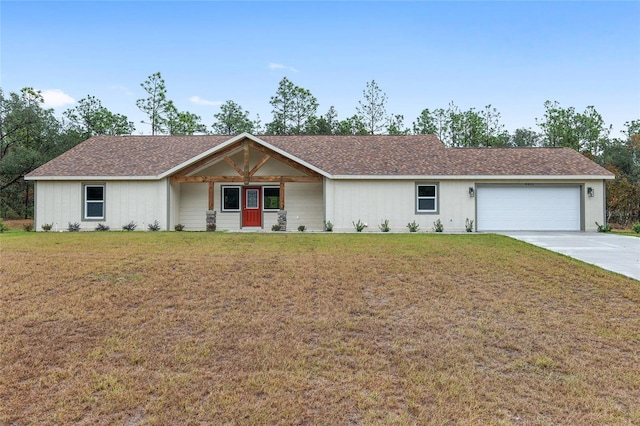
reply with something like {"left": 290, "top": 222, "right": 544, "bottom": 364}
{"left": 206, "top": 182, "right": 216, "bottom": 231}
{"left": 208, "top": 182, "right": 214, "bottom": 210}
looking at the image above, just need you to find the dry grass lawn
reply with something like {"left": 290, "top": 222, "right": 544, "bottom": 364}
{"left": 1, "top": 231, "right": 639, "bottom": 425}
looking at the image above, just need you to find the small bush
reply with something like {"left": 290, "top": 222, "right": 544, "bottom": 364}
{"left": 174, "top": 224, "right": 185, "bottom": 231}
{"left": 148, "top": 220, "right": 161, "bottom": 231}
{"left": 23, "top": 223, "right": 34, "bottom": 232}
{"left": 379, "top": 219, "right": 390, "bottom": 232}
{"left": 465, "top": 218, "right": 474, "bottom": 232}
{"left": 632, "top": 222, "right": 640, "bottom": 234}
{"left": 0, "top": 219, "right": 8, "bottom": 233}
{"left": 353, "top": 220, "right": 367, "bottom": 232}
{"left": 433, "top": 219, "right": 444, "bottom": 232}
{"left": 271, "top": 224, "right": 281, "bottom": 231}
{"left": 206, "top": 223, "right": 216, "bottom": 232}
{"left": 297, "top": 225, "right": 306, "bottom": 232}
{"left": 407, "top": 220, "right": 420, "bottom": 232}
{"left": 67, "top": 222, "right": 81, "bottom": 232}
{"left": 122, "top": 221, "right": 137, "bottom": 231}
{"left": 595, "top": 222, "right": 611, "bottom": 233}
{"left": 324, "top": 220, "right": 333, "bottom": 232}
{"left": 41, "top": 223, "right": 53, "bottom": 232}
{"left": 95, "top": 223, "right": 110, "bottom": 231}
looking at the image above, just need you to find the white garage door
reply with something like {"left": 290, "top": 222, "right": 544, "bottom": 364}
{"left": 477, "top": 186, "right": 581, "bottom": 231}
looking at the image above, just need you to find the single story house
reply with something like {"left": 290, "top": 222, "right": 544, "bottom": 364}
{"left": 25, "top": 133, "right": 614, "bottom": 232}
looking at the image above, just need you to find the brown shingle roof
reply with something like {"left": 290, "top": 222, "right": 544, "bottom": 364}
{"left": 26, "top": 134, "right": 613, "bottom": 178}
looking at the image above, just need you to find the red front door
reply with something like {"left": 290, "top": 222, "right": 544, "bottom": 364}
{"left": 242, "top": 187, "right": 262, "bottom": 227}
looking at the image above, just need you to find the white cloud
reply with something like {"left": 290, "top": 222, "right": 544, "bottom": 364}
{"left": 268, "top": 62, "right": 298, "bottom": 73}
{"left": 189, "top": 96, "right": 222, "bottom": 106}
{"left": 41, "top": 89, "right": 75, "bottom": 108}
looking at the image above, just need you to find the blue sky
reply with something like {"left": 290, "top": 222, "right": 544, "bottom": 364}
{"left": 2, "top": 1, "right": 639, "bottom": 135}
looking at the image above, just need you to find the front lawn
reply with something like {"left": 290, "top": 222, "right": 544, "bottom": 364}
{"left": 1, "top": 232, "right": 638, "bottom": 424}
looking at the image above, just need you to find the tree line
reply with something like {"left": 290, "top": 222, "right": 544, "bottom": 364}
{"left": 1, "top": 72, "right": 638, "bottom": 224}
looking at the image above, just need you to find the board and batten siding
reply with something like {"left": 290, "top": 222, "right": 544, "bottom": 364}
{"left": 34, "top": 180, "right": 168, "bottom": 231}
{"left": 325, "top": 178, "right": 608, "bottom": 232}
{"left": 282, "top": 182, "right": 324, "bottom": 231}
{"left": 325, "top": 179, "right": 476, "bottom": 232}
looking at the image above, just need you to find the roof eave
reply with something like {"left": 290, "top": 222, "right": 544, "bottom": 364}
{"left": 329, "top": 174, "right": 616, "bottom": 180}
{"left": 24, "top": 175, "right": 161, "bottom": 181}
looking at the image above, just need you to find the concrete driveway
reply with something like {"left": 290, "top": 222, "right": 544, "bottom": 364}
{"left": 500, "top": 232, "right": 640, "bottom": 281}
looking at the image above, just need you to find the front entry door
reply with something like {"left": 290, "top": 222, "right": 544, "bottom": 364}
{"left": 242, "top": 187, "right": 262, "bottom": 227}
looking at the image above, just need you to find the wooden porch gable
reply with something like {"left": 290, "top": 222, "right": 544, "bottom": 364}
{"left": 170, "top": 138, "right": 323, "bottom": 210}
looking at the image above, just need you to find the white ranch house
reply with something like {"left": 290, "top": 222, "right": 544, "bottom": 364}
{"left": 25, "top": 133, "right": 614, "bottom": 232}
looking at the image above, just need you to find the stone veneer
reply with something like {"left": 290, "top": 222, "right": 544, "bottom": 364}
{"left": 206, "top": 210, "right": 216, "bottom": 231}
{"left": 277, "top": 210, "right": 287, "bottom": 231}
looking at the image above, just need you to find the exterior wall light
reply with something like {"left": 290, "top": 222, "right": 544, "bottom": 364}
{"left": 469, "top": 187, "right": 475, "bottom": 197}
{"left": 587, "top": 187, "right": 594, "bottom": 197}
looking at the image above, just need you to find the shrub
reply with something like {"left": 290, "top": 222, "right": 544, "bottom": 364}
{"left": 174, "top": 224, "right": 185, "bottom": 231}
{"left": 95, "top": 223, "right": 110, "bottom": 231}
{"left": 148, "top": 220, "right": 161, "bottom": 231}
{"left": 324, "top": 220, "right": 333, "bottom": 232}
{"left": 206, "top": 223, "right": 216, "bottom": 232}
{"left": 433, "top": 219, "right": 444, "bottom": 232}
{"left": 0, "top": 219, "right": 8, "bottom": 233}
{"left": 271, "top": 224, "right": 281, "bottom": 231}
{"left": 595, "top": 222, "right": 611, "bottom": 233}
{"left": 67, "top": 222, "right": 81, "bottom": 232}
{"left": 465, "top": 218, "right": 474, "bottom": 232}
{"left": 297, "top": 225, "right": 306, "bottom": 232}
{"left": 23, "top": 223, "right": 34, "bottom": 232}
{"left": 406, "top": 220, "right": 420, "bottom": 232}
{"left": 632, "top": 222, "right": 640, "bottom": 234}
{"left": 379, "top": 219, "right": 390, "bottom": 232}
{"left": 122, "top": 221, "right": 137, "bottom": 231}
{"left": 353, "top": 220, "right": 367, "bottom": 232}
{"left": 41, "top": 223, "right": 53, "bottom": 232}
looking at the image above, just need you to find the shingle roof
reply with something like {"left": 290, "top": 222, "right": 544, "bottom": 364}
{"left": 26, "top": 134, "right": 614, "bottom": 179}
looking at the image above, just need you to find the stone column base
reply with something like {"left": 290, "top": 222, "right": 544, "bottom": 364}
{"left": 206, "top": 210, "right": 217, "bottom": 231}
{"left": 277, "top": 210, "right": 287, "bottom": 231}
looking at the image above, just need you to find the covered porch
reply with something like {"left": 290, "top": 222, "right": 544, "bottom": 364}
{"left": 169, "top": 137, "right": 325, "bottom": 231}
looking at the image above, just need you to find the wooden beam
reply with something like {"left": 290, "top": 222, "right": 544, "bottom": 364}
{"left": 279, "top": 179, "right": 285, "bottom": 210}
{"left": 171, "top": 176, "right": 244, "bottom": 183}
{"left": 248, "top": 140, "right": 322, "bottom": 178}
{"left": 174, "top": 142, "right": 241, "bottom": 177}
{"left": 208, "top": 182, "right": 214, "bottom": 210}
{"left": 170, "top": 175, "right": 322, "bottom": 183}
{"left": 249, "top": 154, "right": 271, "bottom": 177}
{"left": 224, "top": 156, "right": 244, "bottom": 176}
{"left": 243, "top": 140, "right": 250, "bottom": 185}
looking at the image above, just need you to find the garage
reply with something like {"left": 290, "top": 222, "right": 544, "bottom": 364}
{"left": 476, "top": 185, "right": 581, "bottom": 231}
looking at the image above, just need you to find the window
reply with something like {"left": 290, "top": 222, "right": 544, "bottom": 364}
{"left": 84, "top": 184, "right": 105, "bottom": 220}
{"left": 416, "top": 183, "right": 438, "bottom": 213}
{"left": 222, "top": 186, "right": 240, "bottom": 211}
{"left": 263, "top": 187, "right": 280, "bottom": 210}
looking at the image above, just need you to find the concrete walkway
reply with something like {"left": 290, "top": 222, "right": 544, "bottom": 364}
{"left": 500, "top": 232, "right": 640, "bottom": 281}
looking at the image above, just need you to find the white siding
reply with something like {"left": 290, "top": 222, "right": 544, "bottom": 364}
{"left": 325, "top": 180, "right": 475, "bottom": 232}
{"left": 177, "top": 183, "right": 208, "bottom": 230}
{"left": 34, "top": 180, "right": 168, "bottom": 231}
{"left": 324, "top": 178, "right": 607, "bottom": 233}
{"left": 284, "top": 182, "right": 324, "bottom": 231}
{"left": 583, "top": 180, "right": 607, "bottom": 232}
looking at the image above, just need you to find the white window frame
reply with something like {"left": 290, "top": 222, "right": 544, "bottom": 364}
{"left": 83, "top": 183, "right": 105, "bottom": 220}
{"left": 416, "top": 183, "right": 438, "bottom": 214}
{"left": 262, "top": 186, "right": 280, "bottom": 211}
{"left": 221, "top": 186, "right": 241, "bottom": 212}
